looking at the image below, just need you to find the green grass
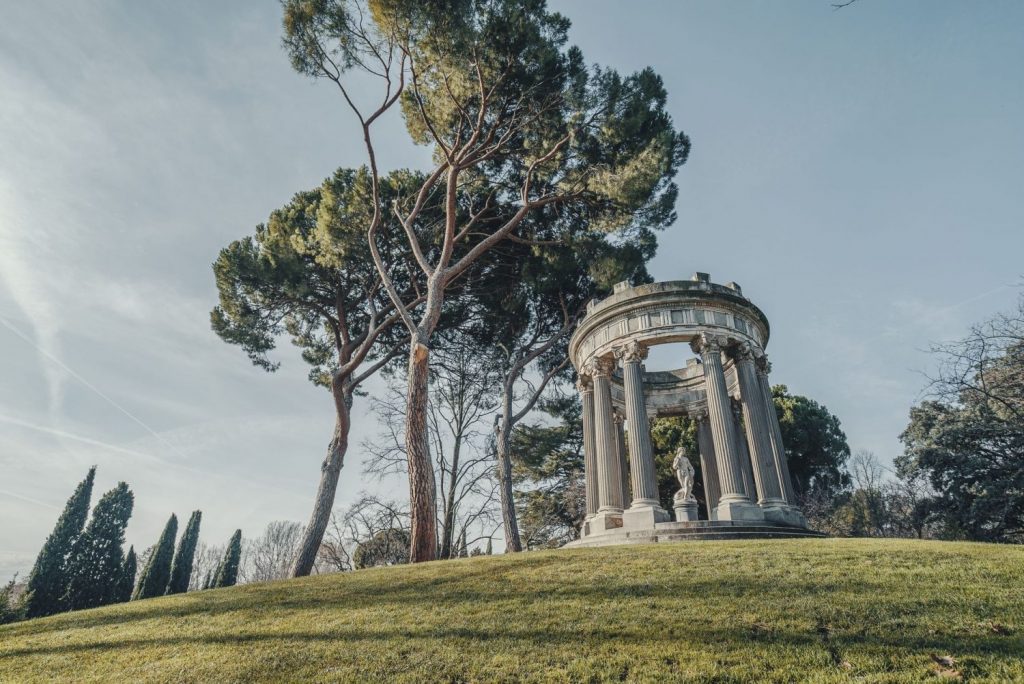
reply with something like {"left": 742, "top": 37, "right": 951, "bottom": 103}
{"left": 1, "top": 539, "right": 1022, "bottom": 682}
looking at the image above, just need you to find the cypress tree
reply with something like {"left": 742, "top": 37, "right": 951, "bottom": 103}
{"left": 24, "top": 467, "right": 96, "bottom": 618}
{"left": 167, "top": 510, "right": 202, "bottom": 595}
{"left": 213, "top": 530, "right": 242, "bottom": 588}
{"left": 63, "top": 483, "right": 134, "bottom": 611}
{"left": 201, "top": 570, "right": 213, "bottom": 591}
{"left": 133, "top": 514, "right": 177, "bottom": 600}
{"left": 485, "top": 538, "right": 492, "bottom": 555}
{"left": 116, "top": 546, "right": 137, "bottom": 603}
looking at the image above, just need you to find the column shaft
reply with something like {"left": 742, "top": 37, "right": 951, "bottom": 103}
{"left": 758, "top": 363, "right": 796, "bottom": 503}
{"left": 592, "top": 360, "right": 623, "bottom": 514}
{"left": 696, "top": 415, "right": 721, "bottom": 518}
{"left": 695, "top": 338, "right": 749, "bottom": 503}
{"left": 732, "top": 402, "right": 758, "bottom": 500}
{"left": 579, "top": 379, "right": 598, "bottom": 519}
{"left": 736, "top": 349, "right": 785, "bottom": 504}
{"left": 614, "top": 415, "right": 631, "bottom": 509}
{"left": 621, "top": 355, "right": 660, "bottom": 507}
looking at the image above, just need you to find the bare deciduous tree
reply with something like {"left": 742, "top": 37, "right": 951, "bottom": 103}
{"left": 364, "top": 339, "right": 501, "bottom": 558}
{"left": 241, "top": 521, "right": 304, "bottom": 584}
{"left": 189, "top": 542, "right": 225, "bottom": 591}
{"left": 318, "top": 495, "right": 411, "bottom": 569}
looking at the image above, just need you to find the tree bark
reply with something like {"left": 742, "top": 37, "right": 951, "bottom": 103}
{"left": 290, "top": 387, "right": 352, "bottom": 577}
{"left": 497, "top": 382, "right": 522, "bottom": 552}
{"left": 407, "top": 337, "right": 438, "bottom": 562}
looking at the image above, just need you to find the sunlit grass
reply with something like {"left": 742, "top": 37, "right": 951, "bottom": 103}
{"left": 1, "top": 538, "right": 1021, "bottom": 682}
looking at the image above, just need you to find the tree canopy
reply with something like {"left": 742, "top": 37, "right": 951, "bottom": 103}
{"left": 898, "top": 295, "right": 1024, "bottom": 543}
{"left": 281, "top": 0, "right": 689, "bottom": 561}
{"left": 133, "top": 514, "right": 177, "bottom": 600}
{"left": 211, "top": 167, "right": 430, "bottom": 576}
{"left": 23, "top": 467, "right": 95, "bottom": 618}
{"left": 63, "top": 483, "right": 134, "bottom": 611}
{"left": 772, "top": 385, "right": 852, "bottom": 502}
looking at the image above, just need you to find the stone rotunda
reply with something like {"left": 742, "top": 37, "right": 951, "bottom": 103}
{"left": 564, "top": 273, "right": 822, "bottom": 547}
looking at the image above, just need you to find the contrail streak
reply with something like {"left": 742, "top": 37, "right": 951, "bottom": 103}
{"left": 0, "top": 413, "right": 165, "bottom": 463}
{"left": 0, "top": 312, "right": 189, "bottom": 460}
{"left": 0, "top": 488, "right": 59, "bottom": 510}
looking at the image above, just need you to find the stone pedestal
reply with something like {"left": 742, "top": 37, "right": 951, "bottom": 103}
{"left": 673, "top": 496, "right": 698, "bottom": 522}
{"left": 622, "top": 504, "right": 671, "bottom": 531}
{"left": 590, "top": 511, "right": 624, "bottom": 533}
{"left": 715, "top": 499, "right": 767, "bottom": 522}
{"left": 760, "top": 504, "right": 809, "bottom": 528}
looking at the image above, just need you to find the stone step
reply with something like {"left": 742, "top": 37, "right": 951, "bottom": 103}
{"left": 564, "top": 526, "right": 826, "bottom": 548}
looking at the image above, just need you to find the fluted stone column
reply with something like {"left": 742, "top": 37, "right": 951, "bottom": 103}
{"left": 614, "top": 412, "right": 631, "bottom": 509}
{"left": 754, "top": 356, "right": 808, "bottom": 527}
{"left": 591, "top": 357, "right": 624, "bottom": 531}
{"left": 735, "top": 344, "right": 786, "bottom": 506}
{"left": 732, "top": 400, "right": 758, "bottom": 502}
{"left": 695, "top": 409, "right": 721, "bottom": 520}
{"left": 757, "top": 357, "right": 796, "bottom": 503}
{"left": 691, "top": 334, "right": 762, "bottom": 522}
{"left": 577, "top": 374, "right": 598, "bottom": 534}
{"left": 616, "top": 341, "right": 670, "bottom": 529}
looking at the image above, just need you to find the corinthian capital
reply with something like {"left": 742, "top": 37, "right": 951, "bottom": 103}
{"left": 733, "top": 342, "right": 755, "bottom": 362}
{"left": 575, "top": 373, "right": 593, "bottom": 393}
{"left": 614, "top": 339, "right": 648, "bottom": 364}
{"left": 756, "top": 354, "right": 772, "bottom": 376}
{"left": 690, "top": 332, "right": 726, "bottom": 356}
{"left": 581, "top": 358, "right": 610, "bottom": 378}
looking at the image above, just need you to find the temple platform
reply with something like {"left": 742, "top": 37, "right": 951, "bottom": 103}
{"left": 562, "top": 520, "right": 825, "bottom": 548}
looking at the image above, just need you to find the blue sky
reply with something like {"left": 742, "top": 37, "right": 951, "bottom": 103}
{"left": 1, "top": 0, "right": 1022, "bottom": 579}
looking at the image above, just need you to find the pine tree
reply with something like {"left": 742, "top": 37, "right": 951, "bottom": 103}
{"left": 167, "top": 511, "right": 201, "bottom": 595}
{"left": 213, "top": 530, "right": 242, "bottom": 588}
{"left": 133, "top": 514, "right": 177, "bottom": 600}
{"left": 116, "top": 546, "right": 137, "bottom": 603}
{"left": 24, "top": 467, "right": 96, "bottom": 618}
{"left": 63, "top": 483, "right": 134, "bottom": 611}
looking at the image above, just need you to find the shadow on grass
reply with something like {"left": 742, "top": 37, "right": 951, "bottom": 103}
{"left": 2, "top": 620, "right": 1021, "bottom": 665}
{"left": 3, "top": 566, "right": 901, "bottom": 636}
{"left": 4, "top": 543, "right": 1021, "bottom": 670}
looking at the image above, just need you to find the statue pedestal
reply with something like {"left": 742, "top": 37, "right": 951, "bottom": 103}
{"left": 673, "top": 496, "right": 698, "bottom": 522}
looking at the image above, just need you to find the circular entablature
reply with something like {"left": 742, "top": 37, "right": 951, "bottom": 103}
{"left": 570, "top": 274, "right": 771, "bottom": 373}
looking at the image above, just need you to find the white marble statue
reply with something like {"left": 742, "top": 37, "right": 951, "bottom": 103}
{"left": 672, "top": 448, "right": 696, "bottom": 502}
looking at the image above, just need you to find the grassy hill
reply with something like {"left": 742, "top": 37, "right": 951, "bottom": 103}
{"left": 1, "top": 539, "right": 1022, "bottom": 682}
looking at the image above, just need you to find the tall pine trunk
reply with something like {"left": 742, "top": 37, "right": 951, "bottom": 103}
{"left": 290, "top": 386, "right": 352, "bottom": 577}
{"left": 407, "top": 337, "right": 438, "bottom": 562}
{"left": 497, "top": 382, "right": 522, "bottom": 552}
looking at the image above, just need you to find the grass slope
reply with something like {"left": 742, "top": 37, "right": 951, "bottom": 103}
{"left": 1, "top": 539, "right": 1022, "bottom": 682}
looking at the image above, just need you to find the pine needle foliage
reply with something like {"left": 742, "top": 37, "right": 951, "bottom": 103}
{"left": 116, "top": 547, "right": 136, "bottom": 604}
{"left": 213, "top": 530, "right": 243, "bottom": 589}
{"left": 167, "top": 511, "right": 202, "bottom": 595}
{"left": 23, "top": 467, "right": 96, "bottom": 618}
{"left": 63, "top": 483, "right": 134, "bottom": 611}
{"left": 133, "top": 514, "right": 178, "bottom": 600}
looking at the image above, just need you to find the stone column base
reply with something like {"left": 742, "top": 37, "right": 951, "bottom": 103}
{"left": 714, "top": 499, "right": 765, "bottom": 522}
{"left": 622, "top": 504, "right": 670, "bottom": 531}
{"left": 589, "top": 510, "right": 624, "bottom": 534}
{"left": 760, "top": 505, "right": 808, "bottom": 528}
{"left": 673, "top": 499, "right": 699, "bottom": 522}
